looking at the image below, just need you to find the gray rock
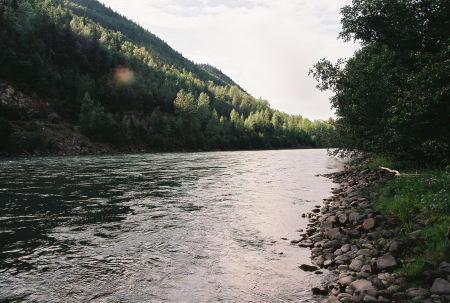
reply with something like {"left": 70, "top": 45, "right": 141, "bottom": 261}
{"left": 377, "top": 297, "right": 392, "bottom": 303}
{"left": 388, "top": 241, "right": 400, "bottom": 253}
{"left": 337, "top": 293, "right": 352, "bottom": 300}
{"left": 312, "top": 287, "right": 328, "bottom": 295}
{"left": 324, "top": 260, "right": 335, "bottom": 267}
{"left": 361, "top": 265, "right": 372, "bottom": 273}
{"left": 430, "top": 278, "right": 450, "bottom": 295}
{"left": 327, "top": 228, "right": 342, "bottom": 239}
{"left": 341, "top": 244, "right": 351, "bottom": 253}
{"left": 335, "top": 254, "right": 351, "bottom": 264}
{"left": 349, "top": 212, "right": 361, "bottom": 225}
{"left": 376, "top": 253, "right": 398, "bottom": 271}
{"left": 376, "top": 289, "right": 393, "bottom": 299}
{"left": 324, "top": 296, "right": 340, "bottom": 303}
{"left": 347, "top": 230, "right": 361, "bottom": 238}
{"left": 349, "top": 259, "right": 364, "bottom": 272}
{"left": 406, "top": 287, "right": 430, "bottom": 298}
{"left": 357, "top": 249, "right": 372, "bottom": 257}
{"left": 338, "top": 214, "right": 348, "bottom": 224}
{"left": 385, "top": 285, "right": 401, "bottom": 295}
{"left": 334, "top": 249, "right": 343, "bottom": 256}
{"left": 339, "top": 275, "right": 356, "bottom": 286}
{"left": 382, "top": 230, "right": 394, "bottom": 238}
{"left": 356, "top": 272, "right": 371, "bottom": 279}
{"left": 363, "top": 218, "right": 376, "bottom": 231}
{"left": 338, "top": 265, "right": 349, "bottom": 271}
{"left": 349, "top": 279, "right": 377, "bottom": 297}
{"left": 313, "top": 256, "right": 325, "bottom": 267}
{"left": 299, "top": 264, "right": 319, "bottom": 272}
{"left": 363, "top": 295, "right": 377, "bottom": 303}
{"left": 333, "top": 233, "right": 345, "bottom": 241}
{"left": 322, "top": 220, "right": 335, "bottom": 229}
{"left": 323, "top": 240, "right": 341, "bottom": 250}
{"left": 409, "top": 229, "right": 422, "bottom": 240}
{"left": 332, "top": 188, "right": 343, "bottom": 194}
{"left": 440, "top": 262, "right": 450, "bottom": 274}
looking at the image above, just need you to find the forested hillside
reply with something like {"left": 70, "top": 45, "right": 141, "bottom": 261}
{"left": 310, "top": 0, "right": 449, "bottom": 166}
{"left": 0, "top": 0, "right": 335, "bottom": 155}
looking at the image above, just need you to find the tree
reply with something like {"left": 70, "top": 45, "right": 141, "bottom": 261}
{"left": 311, "top": 0, "right": 449, "bottom": 164}
{"left": 339, "top": 0, "right": 449, "bottom": 53}
{"left": 173, "top": 89, "right": 197, "bottom": 118}
{"left": 79, "top": 92, "right": 115, "bottom": 142}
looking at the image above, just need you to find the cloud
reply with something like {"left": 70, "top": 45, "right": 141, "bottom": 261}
{"left": 100, "top": 0, "right": 359, "bottom": 120}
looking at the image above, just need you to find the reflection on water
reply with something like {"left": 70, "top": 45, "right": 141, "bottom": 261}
{"left": 0, "top": 149, "right": 344, "bottom": 302}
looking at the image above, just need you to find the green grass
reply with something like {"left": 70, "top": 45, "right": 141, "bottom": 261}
{"left": 371, "top": 167, "right": 450, "bottom": 278}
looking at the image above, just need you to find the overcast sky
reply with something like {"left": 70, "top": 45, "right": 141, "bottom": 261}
{"left": 99, "top": 0, "right": 359, "bottom": 120}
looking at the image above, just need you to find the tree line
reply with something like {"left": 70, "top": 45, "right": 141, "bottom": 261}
{"left": 310, "top": 0, "right": 449, "bottom": 166}
{"left": 0, "top": 0, "right": 336, "bottom": 152}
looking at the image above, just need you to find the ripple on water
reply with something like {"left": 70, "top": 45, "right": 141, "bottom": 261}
{"left": 0, "top": 150, "right": 345, "bottom": 302}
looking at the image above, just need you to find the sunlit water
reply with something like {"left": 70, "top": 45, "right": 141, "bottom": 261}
{"left": 0, "top": 149, "right": 344, "bottom": 302}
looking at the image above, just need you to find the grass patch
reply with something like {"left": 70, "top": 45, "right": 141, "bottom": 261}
{"left": 372, "top": 168, "right": 450, "bottom": 278}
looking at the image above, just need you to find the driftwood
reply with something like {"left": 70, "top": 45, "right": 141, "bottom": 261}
{"left": 379, "top": 166, "right": 401, "bottom": 176}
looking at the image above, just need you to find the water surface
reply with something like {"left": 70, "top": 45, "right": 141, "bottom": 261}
{"left": 0, "top": 149, "right": 343, "bottom": 302}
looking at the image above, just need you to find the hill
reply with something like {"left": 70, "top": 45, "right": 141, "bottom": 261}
{"left": 0, "top": 0, "right": 336, "bottom": 156}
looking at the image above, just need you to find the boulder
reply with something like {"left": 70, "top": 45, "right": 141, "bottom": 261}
{"left": 430, "top": 278, "right": 450, "bottom": 295}
{"left": 388, "top": 241, "right": 400, "bottom": 253}
{"left": 349, "top": 259, "right": 364, "bottom": 272}
{"left": 376, "top": 253, "right": 398, "bottom": 271}
{"left": 322, "top": 240, "right": 341, "bottom": 250}
{"left": 335, "top": 254, "right": 351, "bottom": 264}
{"left": 339, "top": 275, "right": 356, "bottom": 286}
{"left": 349, "top": 212, "right": 361, "bottom": 225}
{"left": 327, "top": 227, "right": 342, "bottom": 240}
{"left": 349, "top": 279, "right": 377, "bottom": 297}
{"left": 299, "top": 264, "right": 318, "bottom": 272}
{"left": 341, "top": 244, "right": 351, "bottom": 253}
{"left": 406, "top": 287, "right": 430, "bottom": 298}
{"left": 312, "top": 287, "right": 329, "bottom": 295}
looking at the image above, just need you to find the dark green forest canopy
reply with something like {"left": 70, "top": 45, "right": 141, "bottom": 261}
{"left": 310, "top": 0, "right": 449, "bottom": 165}
{"left": 0, "top": 0, "right": 337, "bottom": 152}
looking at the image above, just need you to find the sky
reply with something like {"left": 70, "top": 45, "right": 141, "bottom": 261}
{"left": 99, "top": 0, "right": 360, "bottom": 120}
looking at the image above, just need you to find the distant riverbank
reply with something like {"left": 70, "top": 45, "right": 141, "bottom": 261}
{"left": 0, "top": 120, "right": 315, "bottom": 158}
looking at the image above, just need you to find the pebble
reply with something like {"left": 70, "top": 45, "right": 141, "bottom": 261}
{"left": 303, "top": 165, "right": 448, "bottom": 302}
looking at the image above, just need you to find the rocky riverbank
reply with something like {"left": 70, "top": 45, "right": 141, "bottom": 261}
{"left": 297, "top": 163, "right": 450, "bottom": 303}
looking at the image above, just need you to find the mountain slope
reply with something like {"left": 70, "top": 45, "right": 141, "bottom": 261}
{"left": 67, "top": 0, "right": 237, "bottom": 87}
{"left": 0, "top": 0, "right": 336, "bottom": 156}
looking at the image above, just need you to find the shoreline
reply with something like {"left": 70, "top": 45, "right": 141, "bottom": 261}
{"left": 299, "top": 161, "right": 450, "bottom": 303}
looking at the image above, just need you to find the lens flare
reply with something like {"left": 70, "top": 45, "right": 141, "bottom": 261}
{"left": 113, "top": 66, "right": 134, "bottom": 86}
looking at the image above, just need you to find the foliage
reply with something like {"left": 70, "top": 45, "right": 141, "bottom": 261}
{"left": 0, "top": 0, "right": 336, "bottom": 151}
{"left": 310, "top": 0, "right": 449, "bottom": 166}
{"left": 372, "top": 170, "right": 450, "bottom": 276}
{"left": 79, "top": 92, "right": 115, "bottom": 142}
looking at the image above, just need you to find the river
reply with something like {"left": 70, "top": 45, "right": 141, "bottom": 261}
{"left": 0, "top": 149, "right": 344, "bottom": 302}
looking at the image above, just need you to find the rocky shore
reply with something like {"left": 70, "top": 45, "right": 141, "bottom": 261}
{"left": 297, "top": 163, "right": 450, "bottom": 303}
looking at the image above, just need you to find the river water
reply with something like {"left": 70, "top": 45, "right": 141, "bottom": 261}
{"left": 0, "top": 149, "right": 344, "bottom": 302}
